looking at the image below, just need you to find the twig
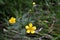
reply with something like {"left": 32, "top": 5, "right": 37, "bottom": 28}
{"left": 3, "top": 29, "right": 22, "bottom": 35}
{"left": 48, "top": 20, "right": 55, "bottom": 33}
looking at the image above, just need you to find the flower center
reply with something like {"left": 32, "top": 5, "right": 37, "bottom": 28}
{"left": 28, "top": 27, "right": 33, "bottom": 31}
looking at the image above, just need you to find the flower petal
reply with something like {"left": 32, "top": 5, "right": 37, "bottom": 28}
{"left": 25, "top": 26, "right": 29, "bottom": 29}
{"left": 29, "top": 23, "right": 33, "bottom": 27}
{"left": 26, "top": 30, "right": 30, "bottom": 33}
{"left": 32, "top": 26, "right": 36, "bottom": 30}
{"left": 9, "top": 17, "right": 16, "bottom": 24}
{"left": 11, "top": 17, "right": 16, "bottom": 20}
{"left": 31, "top": 31, "right": 35, "bottom": 34}
{"left": 9, "top": 19, "right": 16, "bottom": 24}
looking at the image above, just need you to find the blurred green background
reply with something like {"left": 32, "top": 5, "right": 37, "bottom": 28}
{"left": 0, "top": 0, "right": 60, "bottom": 40}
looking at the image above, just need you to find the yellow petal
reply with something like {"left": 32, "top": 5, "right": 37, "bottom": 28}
{"left": 26, "top": 30, "right": 30, "bottom": 33}
{"left": 29, "top": 23, "right": 33, "bottom": 27}
{"left": 9, "top": 19, "right": 14, "bottom": 23}
{"left": 11, "top": 17, "right": 16, "bottom": 20}
{"left": 25, "top": 26, "right": 29, "bottom": 29}
{"left": 32, "top": 26, "right": 36, "bottom": 30}
{"left": 9, "top": 17, "right": 16, "bottom": 24}
{"left": 31, "top": 31, "right": 35, "bottom": 34}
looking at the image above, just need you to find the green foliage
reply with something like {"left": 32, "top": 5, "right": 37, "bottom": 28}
{"left": 0, "top": 0, "right": 60, "bottom": 40}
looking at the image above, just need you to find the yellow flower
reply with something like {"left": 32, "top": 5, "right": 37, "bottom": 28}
{"left": 25, "top": 23, "right": 36, "bottom": 34}
{"left": 9, "top": 17, "right": 16, "bottom": 24}
{"left": 33, "top": 2, "right": 36, "bottom": 5}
